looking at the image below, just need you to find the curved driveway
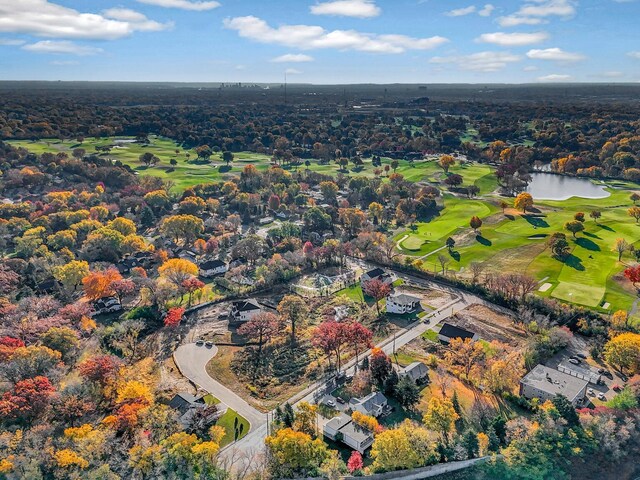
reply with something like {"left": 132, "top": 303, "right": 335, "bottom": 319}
{"left": 173, "top": 344, "right": 266, "bottom": 431}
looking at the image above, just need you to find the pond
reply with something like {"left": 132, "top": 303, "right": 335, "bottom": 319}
{"left": 525, "top": 173, "right": 610, "bottom": 201}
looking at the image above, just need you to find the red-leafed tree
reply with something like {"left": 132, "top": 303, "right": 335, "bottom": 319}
{"left": 164, "top": 307, "right": 185, "bottom": 328}
{"left": 0, "top": 264, "right": 19, "bottom": 296}
{"left": 268, "top": 194, "right": 281, "bottom": 211}
{"left": 0, "top": 336, "right": 25, "bottom": 362}
{"left": 345, "top": 321, "right": 373, "bottom": 367}
{"left": 0, "top": 376, "right": 56, "bottom": 421}
{"left": 347, "top": 450, "right": 364, "bottom": 474}
{"left": 111, "top": 279, "right": 136, "bottom": 306}
{"left": 182, "top": 277, "right": 205, "bottom": 307}
{"left": 238, "top": 312, "right": 279, "bottom": 362}
{"left": 369, "top": 347, "right": 392, "bottom": 387}
{"left": 624, "top": 265, "right": 640, "bottom": 287}
{"left": 312, "top": 320, "right": 350, "bottom": 371}
{"left": 78, "top": 354, "right": 122, "bottom": 386}
{"left": 363, "top": 279, "right": 392, "bottom": 316}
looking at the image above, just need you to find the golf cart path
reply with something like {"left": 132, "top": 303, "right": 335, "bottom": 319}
{"left": 173, "top": 344, "right": 265, "bottom": 431}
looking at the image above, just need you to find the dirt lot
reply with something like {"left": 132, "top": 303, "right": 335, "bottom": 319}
{"left": 449, "top": 304, "right": 526, "bottom": 346}
{"left": 415, "top": 286, "right": 457, "bottom": 309}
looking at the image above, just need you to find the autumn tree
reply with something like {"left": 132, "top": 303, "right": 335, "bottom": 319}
{"left": 547, "top": 232, "right": 570, "bottom": 259}
{"left": 470, "top": 216, "right": 482, "bottom": 233}
{"left": 312, "top": 321, "right": 350, "bottom": 372}
{"left": 369, "top": 348, "right": 392, "bottom": 387}
{"left": 564, "top": 220, "right": 584, "bottom": 238}
{"left": 181, "top": 277, "right": 205, "bottom": 307}
{"left": 439, "top": 155, "right": 455, "bottom": 173}
{"left": 238, "top": 312, "right": 279, "bottom": 362}
{"left": 264, "top": 428, "right": 329, "bottom": 478}
{"left": 0, "top": 376, "right": 56, "bottom": 421}
{"left": 423, "top": 396, "right": 459, "bottom": 444}
{"left": 158, "top": 258, "right": 198, "bottom": 289}
{"left": 590, "top": 210, "right": 602, "bottom": 224}
{"left": 444, "top": 337, "right": 485, "bottom": 383}
{"left": 604, "top": 333, "right": 640, "bottom": 374}
{"left": 362, "top": 278, "right": 391, "bottom": 316}
{"left": 164, "top": 307, "right": 185, "bottom": 328}
{"left": 54, "top": 260, "right": 90, "bottom": 292}
{"left": 347, "top": 451, "right": 363, "bottom": 474}
{"left": 78, "top": 354, "right": 121, "bottom": 386}
{"left": 345, "top": 321, "right": 373, "bottom": 367}
{"left": 277, "top": 295, "right": 309, "bottom": 344}
{"left": 370, "top": 420, "right": 438, "bottom": 472}
{"left": 319, "top": 181, "right": 339, "bottom": 204}
{"left": 513, "top": 192, "right": 533, "bottom": 213}
{"left": 160, "top": 215, "right": 204, "bottom": 245}
{"left": 624, "top": 264, "right": 640, "bottom": 288}
{"left": 82, "top": 268, "right": 123, "bottom": 300}
{"left": 614, "top": 238, "right": 630, "bottom": 261}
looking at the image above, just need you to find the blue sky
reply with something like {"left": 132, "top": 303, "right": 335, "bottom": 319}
{"left": 0, "top": 0, "right": 638, "bottom": 83}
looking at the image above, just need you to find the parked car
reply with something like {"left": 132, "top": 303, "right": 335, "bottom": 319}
{"left": 576, "top": 353, "right": 587, "bottom": 359}
{"left": 568, "top": 359, "right": 580, "bottom": 365}
{"left": 587, "top": 388, "right": 595, "bottom": 396}
{"left": 597, "top": 393, "right": 606, "bottom": 401}
{"left": 612, "top": 384, "right": 622, "bottom": 392}
{"left": 325, "top": 399, "right": 336, "bottom": 408}
{"left": 205, "top": 341, "right": 214, "bottom": 348}
{"left": 569, "top": 356, "right": 581, "bottom": 362}
{"left": 336, "top": 397, "right": 346, "bottom": 404}
{"left": 196, "top": 339, "right": 204, "bottom": 346}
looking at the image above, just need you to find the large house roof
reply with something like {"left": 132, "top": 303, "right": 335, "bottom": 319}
{"left": 388, "top": 292, "right": 421, "bottom": 305}
{"left": 439, "top": 322, "right": 476, "bottom": 341}
{"left": 401, "top": 362, "right": 429, "bottom": 381}
{"left": 363, "top": 268, "right": 386, "bottom": 279}
{"left": 200, "top": 259, "right": 225, "bottom": 270}
{"left": 350, "top": 391, "right": 387, "bottom": 412}
{"left": 521, "top": 364, "right": 589, "bottom": 402}
{"left": 232, "top": 299, "right": 261, "bottom": 312}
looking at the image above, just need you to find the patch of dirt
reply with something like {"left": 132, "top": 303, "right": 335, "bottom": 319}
{"left": 414, "top": 287, "right": 456, "bottom": 309}
{"left": 451, "top": 304, "right": 527, "bottom": 347}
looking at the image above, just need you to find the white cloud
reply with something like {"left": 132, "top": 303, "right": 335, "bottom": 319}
{"left": 102, "top": 8, "right": 150, "bottom": 23}
{"left": 498, "top": 0, "right": 575, "bottom": 28}
{"left": 0, "top": 0, "right": 170, "bottom": 40}
{"left": 224, "top": 16, "right": 448, "bottom": 54}
{"left": 478, "top": 4, "right": 495, "bottom": 16}
{"left": 136, "top": 0, "right": 220, "bottom": 10}
{"left": 527, "top": 47, "right": 585, "bottom": 62}
{"left": 523, "top": 65, "right": 538, "bottom": 71}
{"left": 50, "top": 59, "right": 79, "bottom": 65}
{"left": 310, "top": 0, "right": 381, "bottom": 18}
{"left": 430, "top": 51, "right": 521, "bottom": 72}
{"left": 446, "top": 5, "right": 476, "bottom": 16}
{"left": 271, "top": 53, "right": 314, "bottom": 63}
{"left": 0, "top": 38, "right": 25, "bottom": 45}
{"left": 628, "top": 51, "right": 640, "bottom": 59}
{"left": 22, "top": 40, "right": 103, "bottom": 55}
{"left": 285, "top": 68, "right": 302, "bottom": 75}
{"left": 476, "top": 31, "right": 549, "bottom": 46}
{"left": 538, "top": 73, "right": 572, "bottom": 81}
{"left": 498, "top": 15, "right": 546, "bottom": 26}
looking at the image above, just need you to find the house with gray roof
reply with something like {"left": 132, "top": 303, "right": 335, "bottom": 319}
{"left": 399, "top": 361, "right": 429, "bottom": 384}
{"left": 323, "top": 413, "right": 375, "bottom": 454}
{"left": 519, "top": 364, "right": 588, "bottom": 406}
{"left": 349, "top": 391, "right": 388, "bottom": 417}
{"left": 386, "top": 292, "right": 422, "bottom": 314}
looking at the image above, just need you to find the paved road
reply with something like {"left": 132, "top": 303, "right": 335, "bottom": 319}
{"left": 176, "top": 259, "right": 499, "bottom": 472}
{"left": 172, "top": 344, "right": 266, "bottom": 430}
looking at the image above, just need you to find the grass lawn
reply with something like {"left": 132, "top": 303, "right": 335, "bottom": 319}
{"left": 396, "top": 179, "right": 640, "bottom": 313}
{"left": 215, "top": 408, "right": 249, "bottom": 447}
{"left": 422, "top": 329, "right": 439, "bottom": 342}
{"left": 335, "top": 284, "right": 366, "bottom": 304}
{"left": 203, "top": 394, "right": 220, "bottom": 405}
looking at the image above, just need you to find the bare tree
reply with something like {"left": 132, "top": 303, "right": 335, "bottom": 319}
{"left": 437, "top": 254, "right": 449, "bottom": 275}
{"left": 469, "top": 262, "right": 485, "bottom": 284}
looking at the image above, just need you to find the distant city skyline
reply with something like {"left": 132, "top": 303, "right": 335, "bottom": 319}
{"left": 0, "top": 0, "right": 639, "bottom": 83}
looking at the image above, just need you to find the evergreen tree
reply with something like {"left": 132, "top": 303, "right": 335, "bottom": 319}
{"left": 140, "top": 205, "right": 156, "bottom": 227}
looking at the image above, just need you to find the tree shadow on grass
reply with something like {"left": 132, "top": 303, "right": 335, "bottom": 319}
{"left": 218, "top": 165, "right": 232, "bottom": 173}
{"left": 476, "top": 235, "right": 492, "bottom": 246}
{"left": 575, "top": 237, "right": 600, "bottom": 251}
{"left": 600, "top": 225, "right": 614, "bottom": 232}
{"left": 583, "top": 232, "right": 601, "bottom": 239}
{"left": 563, "top": 254, "right": 585, "bottom": 271}
{"left": 449, "top": 250, "right": 461, "bottom": 261}
{"left": 505, "top": 214, "right": 515, "bottom": 220}
{"left": 523, "top": 215, "right": 549, "bottom": 228}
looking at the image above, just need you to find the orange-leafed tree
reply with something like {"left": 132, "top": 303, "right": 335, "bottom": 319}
{"left": 82, "top": 268, "right": 123, "bottom": 301}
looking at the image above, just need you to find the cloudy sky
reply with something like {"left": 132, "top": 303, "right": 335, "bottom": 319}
{"left": 0, "top": 0, "right": 638, "bottom": 83}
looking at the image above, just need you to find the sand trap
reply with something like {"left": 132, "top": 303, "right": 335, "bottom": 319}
{"left": 538, "top": 283, "right": 553, "bottom": 292}
{"left": 602, "top": 302, "right": 610, "bottom": 309}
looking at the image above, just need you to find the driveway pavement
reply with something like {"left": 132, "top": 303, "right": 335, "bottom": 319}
{"left": 173, "top": 344, "right": 266, "bottom": 431}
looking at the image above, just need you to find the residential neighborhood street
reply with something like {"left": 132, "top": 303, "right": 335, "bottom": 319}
{"left": 174, "top": 260, "right": 496, "bottom": 471}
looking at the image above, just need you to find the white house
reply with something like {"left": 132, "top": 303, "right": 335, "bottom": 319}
{"left": 399, "top": 362, "right": 429, "bottom": 384}
{"left": 229, "top": 299, "right": 262, "bottom": 322}
{"left": 520, "top": 364, "right": 588, "bottom": 406}
{"left": 323, "top": 414, "right": 374, "bottom": 454}
{"left": 349, "top": 391, "right": 388, "bottom": 417}
{"left": 360, "top": 267, "right": 393, "bottom": 287}
{"left": 386, "top": 292, "right": 422, "bottom": 314}
{"left": 199, "top": 259, "right": 228, "bottom": 278}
